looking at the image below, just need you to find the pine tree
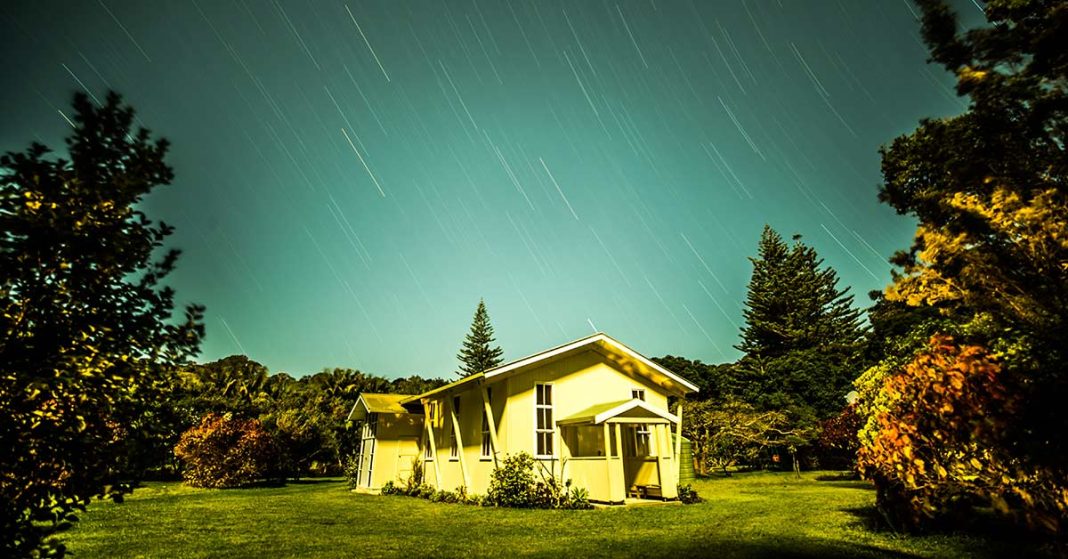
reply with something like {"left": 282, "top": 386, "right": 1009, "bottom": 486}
{"left": 738, "top": 225, "right": 864, "bottom": 358}
{"left": 737, "top": 226, "right": 799, "bottom": 357}
{"left": 736, "top": 225, "right": 866, "bottom": 418}
{"left": 456, "top": 299, "right": 504, "bottom": 377}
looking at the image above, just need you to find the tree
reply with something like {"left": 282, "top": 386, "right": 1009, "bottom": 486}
{"left": 738, "top": 226, "right": 864, "bottom": 358}
{"left": 653, "top": 355, "right": 741, "bottom": 403}
{"left": 0, "top": 92, "right": 203, "bottom": 557}
{"left": 735, "top": 226, "right": 866, "bottom": 418}
{"left": 682, "top": 399, "right": 813, "bottom": 476}
{"left": 456, "top": 299, "right": 504, "bottom": 377}
{"left": 860, "top": 0, "right": 1068, "bottom": 534}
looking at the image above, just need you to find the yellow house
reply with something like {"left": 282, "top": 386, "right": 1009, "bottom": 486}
{"left": 346, "top": 333, "right": 698, "bottom": 504}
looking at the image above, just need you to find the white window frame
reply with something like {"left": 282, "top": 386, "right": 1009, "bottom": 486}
{"left": 534, "top": 383, "right": 555, "bottom": 459}
{"left": 634, "top": 423, "right": 652, "bottom": 456}
{"left": 631, "top": 389, "right": 645, "bottom": 401}
{"left": 449, "top": 395, "right": 460, "bottom": 461}
{"left": 480, "top": 387, "right": 493, "bottom": 460}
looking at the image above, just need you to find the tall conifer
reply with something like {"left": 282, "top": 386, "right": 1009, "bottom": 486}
{"left": 456, "top": 299, "right": 504, "bottom": 377}
{"left": 736, "top": 225, "right": 866, "bottom": 418}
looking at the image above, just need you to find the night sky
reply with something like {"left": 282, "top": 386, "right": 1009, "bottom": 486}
{"left": 0, "top": 1, "right": 982, "bottom": 378}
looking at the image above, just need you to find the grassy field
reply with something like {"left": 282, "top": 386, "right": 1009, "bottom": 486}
{"left": 60, "top": 471, "right": 1048, "bottom": 558}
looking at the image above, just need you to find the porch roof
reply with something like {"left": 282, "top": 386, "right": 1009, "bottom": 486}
{"left": 557, "top": 398, "right": 680, "bottom": 426}
{"left": 346, "top": 393, "right": 420, "bottom": 421}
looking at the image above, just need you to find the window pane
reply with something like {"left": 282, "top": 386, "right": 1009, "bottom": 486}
{"left": 544, "top": 385, "right": 552, "bottom": 405}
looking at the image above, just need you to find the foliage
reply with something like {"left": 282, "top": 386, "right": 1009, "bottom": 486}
{"left": 173, "top": 413, "right": 279, "bottom": 489}
{"left": 484, "top": 453, "right": 590, "bottom": 509}
{"left": 486, "top": 453, "right": 538, "bottom": 508}
{"left": 735, "top": 226, "right": 866, "bottom": 419}
{"left": 177, "top": 362, "right": 446, "bottom": 479}
{"left": 737, "top": 226, "right": 865, "bottom": 359}
{"left": 677, "top": 484, "right": 702, "bottom": 504}
{"left": 815, "top": 404, "right": 863, "bottom": 470}
{"left": 863, "top": 0, "right": 1068, "bottom": 534}
{"left": 652, "top": 355, "right": 741, "bottom": 403}
{"left": 682, "top": 400, "right": 814, "bottom": 475}
{"left": 0, "top": 91, "right": 203, "bottom": 558}
{"left": 456, "top": 299, "right": 504, "bottom": 377}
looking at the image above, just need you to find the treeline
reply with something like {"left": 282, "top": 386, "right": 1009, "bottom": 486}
{"left": 135, "top": 356, "right": 445, "bottom": 482}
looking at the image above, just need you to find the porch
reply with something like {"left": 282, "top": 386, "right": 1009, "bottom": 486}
{"left": 558, "top": 399, "right": 680, "bottom": 504}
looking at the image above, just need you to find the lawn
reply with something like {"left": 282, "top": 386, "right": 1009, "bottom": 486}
{"left": 60, "top": 471, "right": 1046, "bottom": 558}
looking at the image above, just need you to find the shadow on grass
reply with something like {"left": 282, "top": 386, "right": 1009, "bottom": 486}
{"left": 644, "top": 534, "right": 922, "bottom": 559}
{"left": 840, "top": 505, "right": 1061, "bottom": 558}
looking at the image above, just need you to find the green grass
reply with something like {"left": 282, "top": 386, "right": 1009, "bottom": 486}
{"left": 60, "top": 471, "right": 1047, "bottom": 558}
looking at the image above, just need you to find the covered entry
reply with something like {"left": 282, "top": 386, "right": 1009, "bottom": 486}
{"left": 346, "top": 393, "right": 423, "bottom": 491}
{"left": 559, "top": 399, "right": 680, "bottom": 504}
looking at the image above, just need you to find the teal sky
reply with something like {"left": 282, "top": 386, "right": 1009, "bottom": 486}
{"left": 0, "top": 1, "right": 980, "bottom": 378}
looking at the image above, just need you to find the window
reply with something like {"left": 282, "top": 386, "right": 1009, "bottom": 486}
{"left": 449, "top": 396, "right": 460, "bottom": 460}
{"left": 481, "top": 387, "right": 492, "bottom": 459}
{"left": 535, "top": 384, "right": 554, "bottom": 457}
{"left": 631, "top": 389, "right": 645, "bottom": 401}
{"left": 634, "top": 424, "right": 651, "bottom": 456}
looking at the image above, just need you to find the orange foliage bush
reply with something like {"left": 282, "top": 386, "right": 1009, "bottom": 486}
{"left": 174, "top": 413, "right": 278, "bottom": 488}
{"left": 857, "top": 335, "right": 1066, "bottom": 533}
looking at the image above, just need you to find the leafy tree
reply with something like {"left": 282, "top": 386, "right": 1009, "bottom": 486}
{"left": 0, "top": 92, "right": 203, "bottom": 557}
{"left": 174, "top": 413, "right": 279, "bottom": 488}
{"left": 682, "top": 399, "right": 813, "bottom": 475}
{"left": 179, "top": 355, "right": 271, "bottom": 417}
{"left": 860, "top": 0, "right": 1068, "bottom": 534}
{"left": 653, "top": 355, "right": 741, "bottom": 403}
{"left": 456, "top": 299, "right": 504, "bottom": 377}
{"left": 390, "top": 374, "right": 447, "bottom": 395}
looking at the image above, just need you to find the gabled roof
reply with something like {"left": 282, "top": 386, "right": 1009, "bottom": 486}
{"left": 346, "top": 393, "right": 419, "bottom": 421}
{"left": 402, "top": 332, "right": 699, "bottom": 403}
{"left": 557, "top": 398, "right": 681, "bottom": 425}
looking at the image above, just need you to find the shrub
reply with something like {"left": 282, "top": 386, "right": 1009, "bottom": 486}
{"left": 485, "top": 453, "right": 592, "bottom": 509}
{"left": 380, "top": 481, "right": 399, "bottom": 495}
{"left": 677, "top": 484, "right": 702, "bottom": 504}
{"left": 343, "top": 454, "right": 360, "bottom": 489}
{"left": 174, "top": 413, "right": 278, "bottom": 488}
{"left": 486, "top": 453, "right": 537, "bottom": 508}
{"left": 566, "top": 486, "right": 592, "bottom": 510}
{"left": 816, "top": 403, "right": 863, "bottom": 470}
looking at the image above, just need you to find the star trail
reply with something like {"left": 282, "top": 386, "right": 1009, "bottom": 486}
{"left": 0, "top": 1, "right": 980, "bottom": 377}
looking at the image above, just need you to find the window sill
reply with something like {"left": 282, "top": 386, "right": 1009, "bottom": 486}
{"left": 479, "top": 456, "right": 493, "bottom": 461}
{"left": 449, "top": 458, "right": 459, "bottom": 462}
